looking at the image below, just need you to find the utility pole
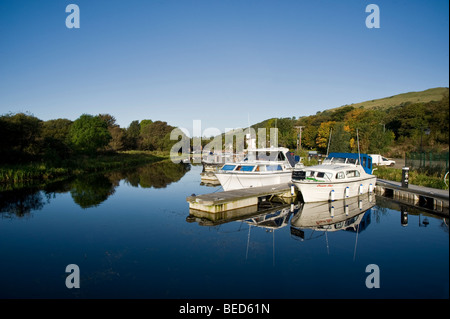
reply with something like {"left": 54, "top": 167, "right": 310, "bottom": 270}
{"left": 294, "top": 126, "right": 304, "bottom": 153}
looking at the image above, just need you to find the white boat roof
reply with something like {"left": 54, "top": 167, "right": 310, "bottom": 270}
{"left": 301, "top": 164, "right": 362, "bottom": 172}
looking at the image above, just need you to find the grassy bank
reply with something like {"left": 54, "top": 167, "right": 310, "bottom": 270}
{"left": 0, "top": 151, "right": 169, "bottom": 185}
{"left": 373, "top": 166, "right": 449, "bottom": 190}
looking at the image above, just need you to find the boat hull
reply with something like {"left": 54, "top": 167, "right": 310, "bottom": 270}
{"left": 293, "top": 176, "right": 376, "bottom": 203}
{"left": 215, "top": 171, "right": 293, "bottom": 191}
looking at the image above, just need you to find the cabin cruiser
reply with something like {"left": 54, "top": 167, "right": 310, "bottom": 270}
{"left": 214, "top": 147, "right": 299, "bottom": 191}
{"left": 291, "top": 152, "right": 376, "bottom": 203}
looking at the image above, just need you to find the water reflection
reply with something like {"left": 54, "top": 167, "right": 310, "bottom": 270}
{"left": 70, "top": 174, "right": 116, "bottom": 209}
{"left": 0, "top": 187, "right": 46, "bottom": 218}
{"left": 0, "top": 161, "right": 190, "bottom": 214}
{"left": 290, "top": 193, "right": 375, "bottom": 236}
{"left": 187, "top": 201, "right": 300, "bottom": 228}
{"left": 121, "top": 161, "right": 190, "bottom": 188}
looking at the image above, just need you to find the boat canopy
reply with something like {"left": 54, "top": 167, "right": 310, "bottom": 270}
{"left": 327, "top": 152, "right": 373, "bottom": 174}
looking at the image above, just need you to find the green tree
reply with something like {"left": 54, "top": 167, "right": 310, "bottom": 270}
{"left": 41, "top": 118, "right": 73, "bottom": 141}
{"left": 328, "top": 122, "right": 351, "bottom": 153}
{"left": 139, "top": 120, "right": 174, "bottom": 151}
{"left": 41, "top": 118, "right": 73, "bottom": 165}
{"left": 98, "top": 113, "right": 126, "bottom": 151}
{"left": 69, "top": 114, "right": 111, "bottom": 154}
{"left": 123, "top": 120, "right": 141, "bottom": 150}
{"left": 0, "top": 112, "right": 42, "bottom": 162}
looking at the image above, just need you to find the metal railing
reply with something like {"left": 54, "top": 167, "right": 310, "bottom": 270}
{"left": 405, "top": 152, "right": 449, "bottom": 173}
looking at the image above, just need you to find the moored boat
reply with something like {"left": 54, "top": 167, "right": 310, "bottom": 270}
{"left": 214, "top": 147, "right": 299, "bottom": 191}
{"left": 291, "top": 152, "right": 376, "bottom": 203}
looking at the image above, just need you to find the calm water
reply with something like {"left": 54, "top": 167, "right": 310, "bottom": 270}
{"left": 0, "top": 162, "right": 448, "bottom": 299}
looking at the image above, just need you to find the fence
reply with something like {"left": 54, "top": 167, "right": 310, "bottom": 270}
{"left": 405, "top": 152, "right": 449, "bottom": 173}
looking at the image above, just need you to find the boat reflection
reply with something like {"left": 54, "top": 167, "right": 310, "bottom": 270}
{"left": 290, "top": 193, "right": 375, "bottom": 240}
{"left": 186, "top": 201, "right": 300, "bottom": 229}
{"left": 187, "top": 201, "right": 301, "bottom": 265}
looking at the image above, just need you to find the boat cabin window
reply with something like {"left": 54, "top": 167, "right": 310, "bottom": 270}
{"left": 336, "top": 171, "right": 345, "bottom": 179}
{"left": 236, "top": 165, "right": 255, "bottom": 172}
{"left": 347, "top": 158, "right": 357, "bottom": 164}
{"left": 256, "top": 165, "right": 266, "bottom": 172}
{"left": 267, "top": 165, "right": 283, "bottom": 171}
{"left": 306, "top": 171, "right": 316, "bottom": 177}
{"left": 221, "top": 165, "right": 236, "bottom": 171}
{"left": 346, "top": 170, "right": 360, "bottom": 178}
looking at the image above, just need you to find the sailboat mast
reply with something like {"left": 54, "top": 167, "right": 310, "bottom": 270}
{"left": 357, "top": 128, "right": 361, "bottom": 165}
{"left": 326, "top": 128, "right": 333, "bottom": 157}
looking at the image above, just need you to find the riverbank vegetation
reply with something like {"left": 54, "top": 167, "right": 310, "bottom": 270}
{"left": 373, "top": 166, "right": 448, "bottom": 190}
{"left": 0, "top": 151, "right": 168, "bottom": 187}
{"left": 0, "top": 111, "right": 178, "bottom": 185}
{"left": 1, "top": 87, "right": 448, "bottom": 189}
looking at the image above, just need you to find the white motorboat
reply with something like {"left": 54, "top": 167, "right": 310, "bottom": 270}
{"left": 291, "top": 152, "right": 376, "bottom": 203}
{"left": 214, "top": 147, "right": 299, "bottom": 191}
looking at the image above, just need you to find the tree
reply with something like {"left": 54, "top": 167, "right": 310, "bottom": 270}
{"left": 138, "top": 120, "right": 174, "bottom": 151}
{"left": 41, "top": 118, "right": 73, "bottom": 141}
{"left": 328, "top": 122, "right": 351, "bottom": 153}
{"left": 0, "top": 112, "right": 42, "bottom": 162}
{"left": 41, "top": 118, "right": 73, "bottom": 164}
{"left": 69, "top": 114, "right": 111, "bottom": 154}
{"left": 98, "top": 113, "right": 125, "bottom": 151}
{"left": 316, "top": 121, "right": 336, "bottom": 152}
{"left": 123, "top": 120, "right": 140, "bottom": 150}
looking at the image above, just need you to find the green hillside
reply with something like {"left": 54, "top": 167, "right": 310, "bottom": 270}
{"left": 247, "top": 87, "right": 449, "bottom": 157}
{"left": 332, "top": 87, "right": 449, "bottom": 111}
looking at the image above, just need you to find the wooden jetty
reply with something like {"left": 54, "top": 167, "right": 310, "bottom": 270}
{"left": 375, "top": 179, "right": 449, "bottom": 215}
{"left": 186, "top": 183, "right": 296, "bottom": 213}
{"left": 187, "top": 178, "right": 448, "bottom": 216}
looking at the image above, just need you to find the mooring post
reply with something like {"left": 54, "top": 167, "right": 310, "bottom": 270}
{"left": 402, "top": 167, "right": 409, "bottom": 188}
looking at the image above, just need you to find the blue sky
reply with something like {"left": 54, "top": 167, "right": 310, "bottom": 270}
{"left": 0, "top": 0, "right": 448, "bottom": 134}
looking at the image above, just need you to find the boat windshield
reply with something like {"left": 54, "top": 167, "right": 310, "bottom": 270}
{"left": 304, "top": 171, "right": 333, "bottom": 181}
{"left": 317, "top": 172, "right": 333, "bottom": 181}
{"left": 246, "top": 150, "right": 286, "bottom": 162}
{"left": 333, "top": 157, "right": 347, "bottom": 164}
{"left": 324, "top": 157, "right": 359, "bottom": 165}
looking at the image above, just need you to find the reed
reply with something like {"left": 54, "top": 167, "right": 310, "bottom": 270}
{"left": 0, "top": 151, "right": 169, "bottom": 185}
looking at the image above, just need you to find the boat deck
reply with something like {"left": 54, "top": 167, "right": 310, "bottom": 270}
{"left": 186, "top": 183, "right": 296, "bottom": 213}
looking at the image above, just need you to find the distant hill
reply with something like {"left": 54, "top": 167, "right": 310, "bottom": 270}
{"left": 331, "top": 87, "right": 449, "bottom": 111}
{"left": 244, "top": 87, "right": 449, "bottom": 155}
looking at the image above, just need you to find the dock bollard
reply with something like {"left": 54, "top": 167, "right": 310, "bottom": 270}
{"left": 402, "top": 167, "right": 409, "bottom": 188}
